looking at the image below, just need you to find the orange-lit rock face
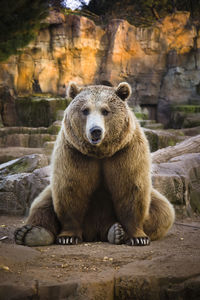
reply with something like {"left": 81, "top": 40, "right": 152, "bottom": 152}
{"left": 0, "top": 10, "right": 199, "bottom": 113}
{"left": 104, "top": 20, "right": 144, "bottom": 83}
{"left": 159, "top": 12, "right": 196, "bottom": 54}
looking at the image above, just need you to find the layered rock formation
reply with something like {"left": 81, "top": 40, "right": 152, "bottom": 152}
{"left": 0, "top": 11, "right": 200, "bottom": 127}
{"left": 1, "top": 135, "right": 200, "bottom": 216}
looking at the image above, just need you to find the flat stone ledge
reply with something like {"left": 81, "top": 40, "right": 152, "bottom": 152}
{"left": 0, "top": 216, "right": 200, "bottom": 299}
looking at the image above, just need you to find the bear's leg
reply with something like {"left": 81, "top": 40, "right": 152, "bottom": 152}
{"left": 53, "top": 189, "right": 96, "bottom": 245}
{"left": 108, "top": 184, "right": 151, "bottom": 246}
{"left": 104, "top": 156, "right": 152, "bottom": 246}
{"left": 15, "top": 185, "right": 60, "bottom": 246}
{"left": 53, "top": 193, "right": 90, "bottom": 245}
{"left": 107, "top": 189, "right": 175, "bottom": 245}
{"left": 144, "top": 188, "right": 175, "bottom": 240}
{"left": 82, "top": 186, "right": 118, "bottom": 242}
{"left": 52, "top": 153, "right": 101, "bottom": 245}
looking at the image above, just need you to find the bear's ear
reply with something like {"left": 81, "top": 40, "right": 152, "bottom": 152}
{"left": 66, "top": 82, "right": 82, "bottom": 99}
{"left": 115, "top": 82, "right": 132, "bottom": 101}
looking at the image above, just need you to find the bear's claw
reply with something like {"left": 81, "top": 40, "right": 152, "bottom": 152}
{"left": 14, "top": 225, "right": 55, "bottom": 246}
{"left": 126, "top": 237, "right": 150, "bottom": 246}
{"left": 56, "top": 236, "right": 80, "bottom": 245}
{"left": 107, "top": 223, "right": 125, "bottom": 245}
{"left": 107, "top": 223, "right": 150, "bottom": 246}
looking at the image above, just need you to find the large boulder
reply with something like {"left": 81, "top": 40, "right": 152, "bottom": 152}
{"left": 152, "top": 135, "right": 200, "bottom": 215}
{"left": 0, "top": 147, "right": 44, "bottom": 164}
{"left": 0, "top": 124, "right": 61, "bottom": 163}
{"left": 144, "top": 128, "right": 187, "bottom": 152}
{"left": 0, "top": 154, "right": 50, "bottom": 215}
{"left": 152, "top": 153, "right": 200, "bottom": 215}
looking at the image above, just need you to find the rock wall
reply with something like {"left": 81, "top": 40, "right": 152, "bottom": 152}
{"left": 0, "top": 11, "right": 200, "bottom": 126}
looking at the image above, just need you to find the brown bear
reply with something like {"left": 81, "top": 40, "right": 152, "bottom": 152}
{"left": 15, "top": 82, "right": 175, "bottom": 247}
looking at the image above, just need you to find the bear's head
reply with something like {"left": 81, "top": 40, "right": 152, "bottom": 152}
{"left": 63, "top": 82, "right": 136, "bottom": 158}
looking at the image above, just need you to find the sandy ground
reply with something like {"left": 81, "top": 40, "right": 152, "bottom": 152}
{"left": 0, "top": 215, "right": 200, "bottom": 300}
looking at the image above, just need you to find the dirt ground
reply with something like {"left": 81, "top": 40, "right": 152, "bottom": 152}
{"left": 0, "top": 215, "right": 200, "bottom": 300}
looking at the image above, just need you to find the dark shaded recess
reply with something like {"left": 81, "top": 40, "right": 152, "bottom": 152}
{"left": 100, "top": 80, "right": 113, "bottom": 87}
{"left": 141, "top": 104, "right": 157, "bottom": 120}
{"left": 15, "top": 97, "right": 69, "bottom": 127}
{"left": 81, "top": 0, "right": 200, "bottom": 27}
{"left": 0, "top": 86, "right": 18, "bottom": 126}
{"left": 32, "top": 79, "right": 42, "bottom": 93}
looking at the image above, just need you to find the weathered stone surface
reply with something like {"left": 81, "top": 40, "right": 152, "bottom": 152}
{"left": 152, "top": 136, "right": 200, "bottom": 215}
{"left": 152, "top": 134, "right": 200, "bottom": 163}
{"left": 0, "top": 132, "right": 57, "bottom": 148}
{"left": 144, "top": 128, "right": 187, "bottom": 152}
{"left": 0, "top": 155, "right": 50, "bottom": 215}
{"left": 0, "top": 154, "right": 48, "bottom": 177}
{"left": 0, "top": 12, "right": 200, "bottom": 127}
{"left": 0, "top": 86, "right": 18, "bottom": 126}
{"left": 152, "top": 153, "right": 200, "bottom": 214}
{"left": 0, "top": 94, "right": 69, "bottom": 127}
{"left": 0, "top": 135, "right": 199, "bottom": 216}
{"left": 0, "top": 216, "right": 200, "bottom": 300}
{"left": 15, "top": 96, "right": 69, "bottom": 127}
{"left": 0, "top": 124, "right": 61, "bottom": 163}
{"left": 0, "top": 147, "right": 44, "bottom": 164}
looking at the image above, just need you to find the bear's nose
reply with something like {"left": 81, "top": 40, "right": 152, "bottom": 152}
{"left": 90, "top": 126, "right": 102, "bottom": 140}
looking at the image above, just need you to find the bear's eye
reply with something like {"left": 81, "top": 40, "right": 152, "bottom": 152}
{"left": 82, "top": 108, "right": 90, "bottom": 116}
{"left": 102, "top": 109, "right": 109, "bottom": 116}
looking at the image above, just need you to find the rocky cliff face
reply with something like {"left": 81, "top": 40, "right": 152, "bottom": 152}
{"left": 0, "top": 11, "right": 200, "bottom": 126}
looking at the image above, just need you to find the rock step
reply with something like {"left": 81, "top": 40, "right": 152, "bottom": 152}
{"left": 0, "top": 122, "right": 62, "bottom": 136}
{"left": 188, "top": 96, "right": 200, "bottom": 105}
{"left": 0, "top": 147, "right": 44, "bottom": 164}
{"left": 170, "top": 105, "right": 200, "bottom": 128}
{"left": 138, "top": 119, "right": 156, "bottom": 126}
{"left": 143, "top": 123, "right": 164, "bottom": 129}
{"left": 0, "top": 127, "right": 50, "bottom": 135}
{"left": 0, "top": 124, "right": 62, "bottom": 163}
{"left": 0, "top": 133, "right": 57, "bottom": 148}
{"left": 144, "top": 128, "right": 189, "bottom": 152}
{"left": 0, "top": 124, "right": 61, "bottom": 149}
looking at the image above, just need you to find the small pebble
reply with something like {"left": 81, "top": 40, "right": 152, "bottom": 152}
{"left": 0, "top": 265, "right": 10, "bottom": 271}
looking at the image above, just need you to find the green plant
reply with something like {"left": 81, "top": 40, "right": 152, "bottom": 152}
{"left": 0, "top": 0, "right": 49, "bottom": 62}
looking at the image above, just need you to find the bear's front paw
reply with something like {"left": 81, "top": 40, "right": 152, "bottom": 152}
{"left": 56, "top": 236, "right": 81, "bottom": 245}
{"left": 126, "top": 236, "right": 150, "bottom": 246}
{"left": 107, "top": 223, "right": 125, "bottom": 245}
{"left": 14, "top": 225, "right": 55, "bottom": 246}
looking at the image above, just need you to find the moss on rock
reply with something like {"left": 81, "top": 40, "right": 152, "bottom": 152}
{"left": 0, "top": 154, "right": 48, "bottom": 176}
{"left": 172, "top": 105, "right": 200, "bottom": 113}
{"left": 170, "top": 105, "right": 200, "bottom": 128}
{"left": 15, "top": 96, "right": 70, "bottom": 127}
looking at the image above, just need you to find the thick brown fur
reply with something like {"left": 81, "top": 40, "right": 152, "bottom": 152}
{"left": 24, "top": 82, "right": 175, "bottom": 245}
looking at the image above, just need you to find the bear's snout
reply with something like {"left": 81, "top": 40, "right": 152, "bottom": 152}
{"left": 89, "top": 126, "right": 103, "bottom": 144}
